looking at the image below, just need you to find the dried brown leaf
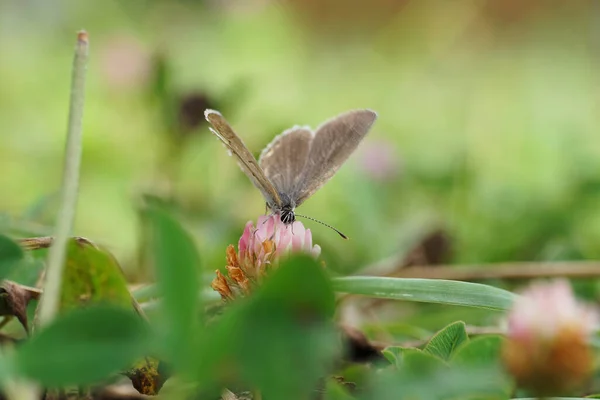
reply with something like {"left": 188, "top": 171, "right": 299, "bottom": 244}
{"left": 0, "top": 280, "right": 41, "bottom": 333}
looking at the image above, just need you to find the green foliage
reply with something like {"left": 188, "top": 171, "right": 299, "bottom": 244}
{"left": 145, "top": 206, "right": 201, "bottom": 370}
{"left": 364, "top": 355, "right": 502, "bottom": 400}
{"left": 451, "top": 336, "right": 512, "bottom": 399}
{"left": 15, "top": 306, "right": 151, "bottom": 386}
{"left": 3, "top": 3, "right": 600, "bottom": 398}
{"left": 333, "top": 277, "right": 516, "bottom": 310}
{"left": 194, "top": 255, "right": 339, "bottom": 399}
{"left": 324, "top": 380, "right": 356, "bottom": 400}
{"left": 373, "top": 323, "right": 512, "bottom": 400}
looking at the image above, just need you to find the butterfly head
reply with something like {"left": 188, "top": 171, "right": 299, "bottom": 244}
{"left": 280, "top": 206, "right": 295, "bottom": 225}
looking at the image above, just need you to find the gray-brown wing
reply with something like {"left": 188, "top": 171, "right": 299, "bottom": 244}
{"left": 258, "top": 126, "right": 313, "bottom": 200}
{"left": 204, "top": 109, "right": 282, "bottom": 207}
{"left": 293, "top": 109, "right": 377, "bottom": 206}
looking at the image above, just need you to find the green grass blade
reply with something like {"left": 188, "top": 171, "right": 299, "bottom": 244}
{"left": 333, "top": 277, "right": 515, "bottom": 311}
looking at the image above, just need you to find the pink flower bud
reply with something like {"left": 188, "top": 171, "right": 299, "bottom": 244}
{"left": 502, "top": 279, "right": 598, "bottom": 396}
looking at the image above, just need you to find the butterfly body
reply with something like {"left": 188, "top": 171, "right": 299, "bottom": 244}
{"left": 205, "top": 109, "right": 377, "bottom": 229}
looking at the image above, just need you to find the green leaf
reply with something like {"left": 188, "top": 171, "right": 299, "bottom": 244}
{"left": 339, "top": 364, "right": 372, "bottom": 394}
{"left": 0, "top": 234, "right": 24, "bottom": 280}
{"left": 333, "top": 277, "right": 515, "bottom": 311}
{"left": 257, "top": 254, "right": 336, "bottom": 318}
{"left": 452, "top": 335, "right": 504, "bottom": 366}
{"left": 363, "top": 348, "right": 450, "bottom": 399}
{"left": 401, "top": 348, "right": 448, "bottom": 374}
{"left": 237, "top": 255, "right": 338, "bottom": 400}
{"left": 452, "top": 336, "right": 512, "bottom": 399}
{"left": 362, "top": 363, "right": 507, "bottom": 400}
{"left": 324, "top": 379, "right": 357, "bottom": 400}
{"left": 16, "top": 306, "right": 150, "bottom": 386}
{"left": 196, "top": 255, "right": 339, "bottom": 400}
{"left": 59, "top": 238, "right": 132, "bottom": 312}
{"left": 146, "top": 207, "right": 200, "bottom": 368}
{"left": 382, "top": 346, "right": 404, "bottom": 367}
{"left": 366, "top": 335, "right": 511, "bottom": 399}
{"left": 382, "top": 346, "right": 447, "bottom": 373}
{"left": 424, "top": 321, "right": 468, "bottom": 361}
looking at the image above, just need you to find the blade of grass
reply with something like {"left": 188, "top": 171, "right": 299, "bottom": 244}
{"left": 333, "top": 277, "right": 515, "bottom": 311}
{"left": 9, "top": 30, "right": 91, "bottom": 400}
{"left": 37, "top": 31, "right": 89, "bottom": 327}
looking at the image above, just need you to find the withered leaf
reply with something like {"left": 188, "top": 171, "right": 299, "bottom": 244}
{"left": 0, "top": 280, "right": 41, "bottom": 333}
{"left": 124, "top": 357, "right": 168, "bottom": 396}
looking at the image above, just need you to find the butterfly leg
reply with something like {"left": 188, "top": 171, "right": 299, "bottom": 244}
{"left": 260, "top": 208, "right": 279, "bottom": 226}
{"left": 255, "top": 213, "right": 278, "bottom": 240}
{"left": 255, "top": 204, "right": 271, "bottom": 236}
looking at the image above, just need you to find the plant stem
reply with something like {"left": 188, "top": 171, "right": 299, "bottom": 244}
{"left": 37, "top": 31, "right": 89, "bottom": 327}
{"left": 388, "top": 261, "right": 600, "bottom": 281}
{"left": 361, "top": 259, "right": 600, "bottom": 281}
{"left": 3, "top": 379, "right": 39, "bottom": 400}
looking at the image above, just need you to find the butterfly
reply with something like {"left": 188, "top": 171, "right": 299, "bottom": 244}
{"left": 205, "top": 109, "right": 377, "bottom": 237}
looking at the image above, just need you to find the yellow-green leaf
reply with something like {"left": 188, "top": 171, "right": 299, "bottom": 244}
{"left": 59, "top": 238, "right": 131, "bottom": 312}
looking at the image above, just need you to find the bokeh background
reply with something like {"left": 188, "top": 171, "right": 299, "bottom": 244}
{"left": 1, "top": 0, "right": 599, "bottom": 285}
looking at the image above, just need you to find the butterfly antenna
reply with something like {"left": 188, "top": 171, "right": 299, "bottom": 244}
{"left": 294, "top": 214, "right": 348, "bottom": 239}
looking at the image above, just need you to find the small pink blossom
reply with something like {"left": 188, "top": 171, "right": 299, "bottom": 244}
{"left": 212, "top": 214, "right": 321, "bottom": 301}
{"left": 502, "top": 279, "right": 598, "bottom": 395}
{"left": 358, "top": 139, "right": 401, "bottom": 181}
{"left": 506, "top": 279, "right": 597, "bottom": 343}
{"left": 99, "top": 35, "right": 151, "bottom": 90}
{"left": 239, "top": 215, "right": 320, "bottom": 268}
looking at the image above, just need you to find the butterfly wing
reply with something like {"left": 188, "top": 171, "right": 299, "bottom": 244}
{"left": 204, "top": 109, "right": 282, "bottom": 208}
{"left": 258, "top": 126, "right": 314, "bottom": 204}
{"left": 293, "top": 109, "right": 377, "bottom": 206}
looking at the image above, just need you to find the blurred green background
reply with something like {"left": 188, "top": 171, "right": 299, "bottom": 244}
{"left": 1, "top": 0, "right": 599, "bottom": 280}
